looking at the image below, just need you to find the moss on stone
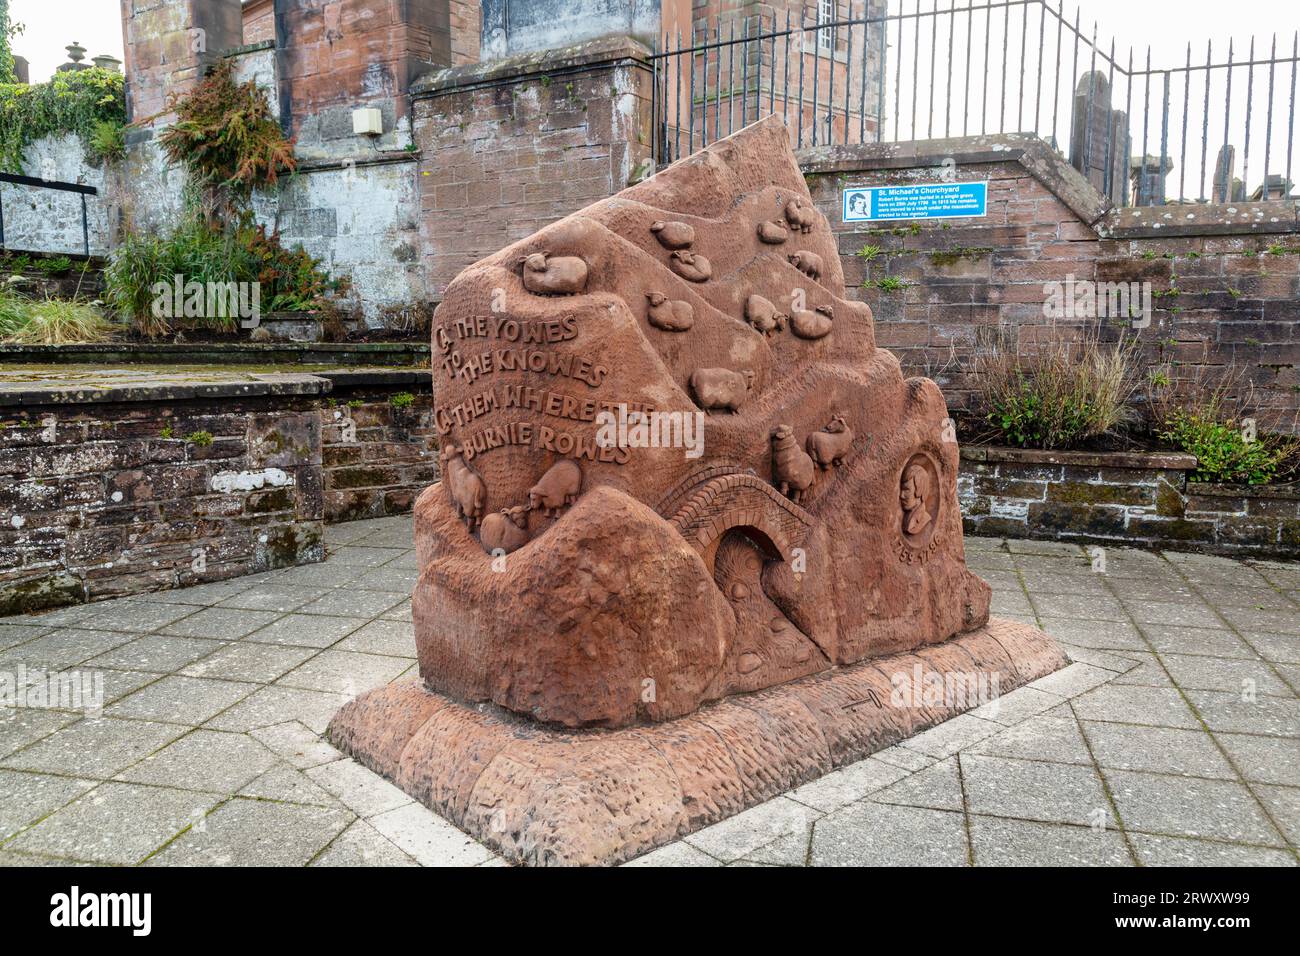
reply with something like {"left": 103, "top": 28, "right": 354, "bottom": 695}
{"left": 0, "top": 573, "right": 84, "bottom": 616}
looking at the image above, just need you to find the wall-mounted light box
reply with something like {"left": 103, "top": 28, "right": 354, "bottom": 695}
{"left": 352, "top": 108, "right": 383, "bottom": 136}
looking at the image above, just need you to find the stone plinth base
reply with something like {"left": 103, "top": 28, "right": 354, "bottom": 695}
{"left": 327, "top": 618, "right": 1067, "bottom": 866}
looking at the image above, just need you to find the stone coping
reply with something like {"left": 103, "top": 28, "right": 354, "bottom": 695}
{"left": 1106, "top": 199, "right": 1300, "bottom": 238}
{"left": 0, "top": 342, "right": 430, "bottom": 366}
{"left": 329, "top": 618, "right": 1067, "bottom": 866}
{"left": 0, "top": 369, "right": 330, "bottom": 408}
{"left": 960, "top": 444, "right": 1197, "bottom": 471}
{"left": 411, "top": 35, "right": 652, "bottom": 98}
{"left": 0, "top": 366, "right": 430, "bottom": 407}
{"left": 1187, "top": 480, "right": 1300, "bottom": 500}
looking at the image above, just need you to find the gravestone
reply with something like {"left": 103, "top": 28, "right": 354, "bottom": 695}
{"left": 329, "top": 114, "right": 1066, "bottom": 865}
{"left": 1069, "top": 71, "right": 1127, "bottom": 206}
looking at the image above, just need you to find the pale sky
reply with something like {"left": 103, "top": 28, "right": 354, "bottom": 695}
{"left": 8, "top": 1, "right": 1295, "bottom": 84}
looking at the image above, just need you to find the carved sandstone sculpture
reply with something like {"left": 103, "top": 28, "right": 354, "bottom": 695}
{"left": 329, "top": 115, "right": 1066, "bottom": 867}
{"left": 806, "top": 414, "right": 854, "bottom": 469}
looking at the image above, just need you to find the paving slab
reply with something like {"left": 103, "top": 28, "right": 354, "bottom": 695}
{"left": 1, "top": 716, "right": 185, "bottom": 777}
{"left": 115, "top": 730, "right": 280, "bottom": 793}
{"left": 1080, "top": 721, "right": 1236, "bottom": 779}
{"left": 366, "top": 803, "right": 495, "bottom": 867}
{"left": 959, "top": 753, "right": 1110, "bottom": 827}
{"left": 810, "top": 802, "right": 969, "bottom": 866}
{"left": 105, "top": 675, "right": 257, "bottom": 726}
{"left": 309, "top": 820, "right": 418, "bottom": 867}
{"left": 1104, "top": 769, "right": 1286, "bottom": 846}
{"left": 968, "top": 815, "right": 1132, "bottom": 866}
{"left": 0, "top": 769, "right": 97, "bottom": 842}
{"left": 145, "top": 798, "right": 353, "bottom": 867}
{"left": 6, "top": 782, "right": 219, "bottom": 865}
{"left": 1128, "top": 833, "right": 1297, "bottom": 867}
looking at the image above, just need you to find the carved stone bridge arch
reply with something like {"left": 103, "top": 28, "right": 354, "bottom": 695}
{"left": 668, "top": 473, "right": 815, "bottom": 573}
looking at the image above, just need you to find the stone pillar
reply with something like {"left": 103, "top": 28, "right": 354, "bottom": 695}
{"left": 271, "top": 0, "right": 453, "bottom": 149}
{"left": 118, "top": 0, "right": 243, "bottom": 123}
{"left": 411, "top": 35, "right": 656, "bottom": 295}
{"left": 1129, "top": 154, "right": 1173, "bottom": 206}
{"left": 449, "top": 0, "right": 481, "bottom": 66}
{"left": 1212, "top": 144, "right": 1236, "bottom": 203}
{"left": 116, "top": 0, "right": 242, "bottom": 232}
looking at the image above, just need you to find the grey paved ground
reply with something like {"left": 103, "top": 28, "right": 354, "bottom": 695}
{"left": 0, "top": 516, "right": 1296, "bottom": 866}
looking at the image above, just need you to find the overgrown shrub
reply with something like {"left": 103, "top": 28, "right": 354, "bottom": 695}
{"left": 1160, "top": 411, "right": 1298, "bottom": 484}
{"left": 158, "top": 60, "right": 295, "bottom": 209}
{"left": 975, "top": 330, "right": 1138, "bottom": 450}
{"left": 0, "top": 66, "right": 125, "bottom": 173}
{"left": 104, "top": 214, "right": 344, "bottom": 338}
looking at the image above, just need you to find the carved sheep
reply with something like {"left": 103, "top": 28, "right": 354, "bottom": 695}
{"left": 689, "top": 367, "right": 755, "bottom": 414}
{"left": 787, "top": 250, "right": 824, "bottom": 281}
{"left": 441, "top": 443, "right": 486, "bottom": 530}
{"left": 790, "top": 304, "right": 834, "bottom": 340}
{"left": 783, "top": 196, "right": 815, "bottom": 234}
{"left": 756, "top": 220, "right": 789, "bottom": 244}
{"left": 669, "top": 249, "right": 712, "bottom": 282}
{"left": 649, "top": 220, "right": 695, "bottom": 249}
{"left": 528, "top": 460, "right": 582, "bottom": 517}
{"left": 806, "top": 414, "right": 854, "bottom": 469}
{"left": 479, "top": 505, "right": 531, "bottom": 554}
{"left": 771, "top": 425, "right": 815, "bottom": 503}
{"left": 744, "top": 294, "right": 787, "bottom": 337}
{"left": 645, "top": 292, "right": 695, "bottom": 331}
{"left": 520, "top": 252, "right": 588, "bottom": 295}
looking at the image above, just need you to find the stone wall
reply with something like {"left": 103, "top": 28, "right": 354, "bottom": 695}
{"left": 799, "top": 135, "right": 1300, "bottom": 433}
{"left": 0, "top": 368, "right": 436, "bottom": 612}
{"left": 960, "top": 446, "right": 1299, "bottom": 558}
{"left": 2, "top": 134, "right": 110, "bottom": 257}
{"left": 320, "top": 376, "right": 440, "bottom": 522}
{"left": 411, "top": 35, "right": 656, "bottom": 295}
{"left": 0, "top": 382, "right": 326, "bottom": 614}
{"left": 272, "top": 0, "right": 451, "bottom": 143}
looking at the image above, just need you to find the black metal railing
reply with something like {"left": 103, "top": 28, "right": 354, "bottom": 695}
{"left": 0, "top": 172, "right": 98, "bottom": 257}
{"left": 651, "top": 0, "right": 1299, "bottom": 207}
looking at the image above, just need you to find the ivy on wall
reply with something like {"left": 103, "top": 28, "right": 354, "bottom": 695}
{"left": 0, "top": 66, "right": 126, "bottom": 173}
{"left": 0, "top": 0, "right": 19, "bottom": 85}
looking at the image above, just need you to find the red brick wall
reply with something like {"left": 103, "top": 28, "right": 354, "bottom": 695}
{"left": 412, "top": 37, "right": 655, "bottom": 295}
{"left": 273, "top": 0, "right": 453, "bottom": 134}
{"left": 243, "top": 0, "right": 275, "bottom": 44}
{"left": 804, "top": 156, "right": 1300, "bottom": 432}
